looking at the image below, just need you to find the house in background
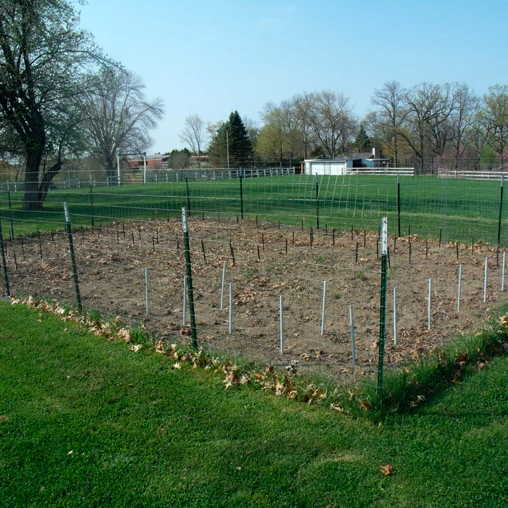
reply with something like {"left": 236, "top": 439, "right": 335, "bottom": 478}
{"left": 303, "top": 148, "right": 390, "bottom": 175}
{"left": 347, "top": 147, "right": 390, "bottom": 169}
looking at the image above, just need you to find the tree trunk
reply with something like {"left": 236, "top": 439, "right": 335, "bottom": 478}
{"left": 22, "top": 145, "right": 44, "bottom": 211}
{"left": 22, "top": 112, "right": 47, "bottom": 210}
{"left": 106, "top": 158, "right": 118, "bottom": 185}
{"left": 39, "top": 161, "right": 62, "bottom": 204}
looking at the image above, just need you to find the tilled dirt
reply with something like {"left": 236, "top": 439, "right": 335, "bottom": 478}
{"left": 5, "top": 217, "right": 507, "bottom": 383}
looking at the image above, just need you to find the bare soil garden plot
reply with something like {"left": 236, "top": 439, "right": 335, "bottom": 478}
{"left": 4, "top": 217, "right": 506, "bottom": 383}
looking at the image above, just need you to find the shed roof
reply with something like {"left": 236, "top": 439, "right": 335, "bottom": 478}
{"left": 304, "top": 158, "right": 348, "bottom": 163}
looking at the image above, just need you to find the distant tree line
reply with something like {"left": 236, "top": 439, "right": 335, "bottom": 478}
{"left": 181, "top": 82, "right": 508, "bottom": 172}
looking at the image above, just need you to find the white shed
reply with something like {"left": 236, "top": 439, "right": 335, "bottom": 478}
{"left": 303, "top": 158, "right": 349, "bottom": 175}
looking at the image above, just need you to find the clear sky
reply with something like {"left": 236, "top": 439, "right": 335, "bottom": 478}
{"left": 78, "top": 0, "right": 508, "bottom": 154}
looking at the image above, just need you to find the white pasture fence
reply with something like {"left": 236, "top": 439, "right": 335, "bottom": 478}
{"left": 351, "top": 168, "right": 415, "bottom": 176}
{"left": 438, "top": 169, "right": 508, "bottom": 180}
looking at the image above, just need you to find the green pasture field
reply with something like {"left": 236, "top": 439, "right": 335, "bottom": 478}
{"left": 2, "top": 299, "right": 508, "bottom": 506}
{"left": 0, "top": 174, "right": 506, "bottom": 246}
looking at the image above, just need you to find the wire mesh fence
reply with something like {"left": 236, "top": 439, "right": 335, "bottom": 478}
{"left": 3, "top": 170, "right": 508, "bottom": 244}
{"left": 1, "top": 170, "right": 507, "bottom": 388}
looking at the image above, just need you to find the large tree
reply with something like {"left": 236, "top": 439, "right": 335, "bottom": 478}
{"left": 256, "top": 101, "right": 302, "bottom": 166}
{"left": 446, "top": 83, "right": 480, "bottom": 169}
{"left": 291, "top": 92, "right": 318, "bottom": 159}
{"left": 179, "top": 114, "right": 206, "bottom": 163}
{"left": 208, "top": 111, "right": 253, "bottom": 168}
{"left": 241, "top": 115, "right": 260, "bottom": 151}
{"left": 0, "top": 0, "right": 103, "bottom": 209}
{"left": 401, "top": 83, "right": 458, "bottom": 171}
{"left": 480, "top": 85, "right": 508, "bottom": 168}
{"left": 80, "top": 67, "right": 163, "bottom": 182}
{"left": 306, "top": 90, "right": 357, "bottom": 158}
{"left": 371, "top": 81, "right": 409, "bottom": 166}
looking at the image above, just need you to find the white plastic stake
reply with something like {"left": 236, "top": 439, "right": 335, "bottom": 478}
{"left": 457, "top": 265, "right": 462, "bottom": 312}
{"left": 393, "top": 287, "right": 398, "bottom": 345}
{"left": 182, "top": 206, "right": 188, "bottom": 232}
{"left": 484, "top": 256, "right": 488, "bottom": 303}
{"left": 280, "top": 295, "right": 284, "bottom": 354}
{"left": 428, "top": 278, "right": 432, "bottom": 330}
{"left": 349, "top": 305, "right": 356, "bottom": 365}
{"left": 320, "top": 280, "right": 327, "bottom": 335}
{"left": 381, "top": 217, "right": 388, "bottom": 255}
{"left": 145, "top": 267, "right": 149, "bottom": 316}
{"left": 220, "top": 261, "right": 226, "bottom": 310}
{"left": 63, "top": 202, "right": 70, "bottom": 223}
{"left": 228, "top": 283, "right": 233, "bottom": 334}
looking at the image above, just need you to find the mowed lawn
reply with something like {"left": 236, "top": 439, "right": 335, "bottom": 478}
{"left": 1, "top": 299, "right": 508, "bottom": 507}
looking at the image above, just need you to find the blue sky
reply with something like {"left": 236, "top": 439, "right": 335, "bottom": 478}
{"left": 78, "top": 0, "right": 508, "bottom": 154}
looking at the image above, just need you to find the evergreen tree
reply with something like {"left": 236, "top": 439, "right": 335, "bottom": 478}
{"left": 208, "top": 123, "right": 228, "bottom": 168}
{"left": 354, "top": 124, "right": 371, "bottom": 152}
{"left": 209, "top": 111, "right": 253, "bottom": 168}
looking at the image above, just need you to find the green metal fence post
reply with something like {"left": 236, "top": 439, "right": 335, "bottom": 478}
{"left": 182, "top": 207, "right": 198, "bottom": 349}
{"left": 377, "top": 217, "right": 388, "bottom": 401}
{"left": 397, "top": 174, "right": 401, "bottom": 238}
{"left": 7, "top": 190, "right": 14, "bottom": 240}
{"left": 90, "top": 183, "right": 95, "bottom": 229}
{"left": 0, "top": 218, "right": 10, "bottom": 296}
{"left": 498, "top": 175, "right": 504, "bottom": 246}
{"left": 315, "top": 175, "right": 320, "bottom": 230}
{"left": 239, "top": 173, "right": 244, "bottom": 220}
{"left": 185, "top": 177, "right": 191, "bottom": 216}
{"left": 64, "top": 203, "right": 82, "bottom": 312}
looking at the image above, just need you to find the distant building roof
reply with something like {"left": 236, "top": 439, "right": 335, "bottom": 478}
{"left": 344, "top": 148, "right": 390, "bottom": 161}
{"left": 146, "top": 154, "right": 170, "bottom": 161}
{"left": 126, "top": 153, "right": 169, "bottom": 168}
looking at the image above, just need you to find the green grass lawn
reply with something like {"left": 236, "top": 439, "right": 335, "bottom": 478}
{"left": 1, "top": 299, "right": 508, "bottom": 507}
{"left": 1, "top": 174, "right": 507, "bottom": 245}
